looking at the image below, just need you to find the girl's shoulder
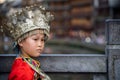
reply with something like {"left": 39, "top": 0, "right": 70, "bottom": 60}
{"left": 12, "top": 57, "right": 25, "bottom": 67}
{"left": 8, "top": 57, "right": 35, "bottom": 80}
{"left": 11, "top": 57, "right": 33, "bottom": 70}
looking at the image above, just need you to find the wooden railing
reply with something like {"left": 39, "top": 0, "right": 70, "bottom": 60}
{"left": 0, "top": 54, "right": 107, "bottom": 80}
{"left": 0, "top": 19, "right": 120, "bottom": 80}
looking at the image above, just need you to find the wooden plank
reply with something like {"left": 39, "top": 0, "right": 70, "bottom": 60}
{"left": 0, "top": 54, "right": 107, "bottom": 73}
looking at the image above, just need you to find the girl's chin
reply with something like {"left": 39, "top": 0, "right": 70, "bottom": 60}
{"left": 32, "top": 53, "right": 41, "bottom": 57}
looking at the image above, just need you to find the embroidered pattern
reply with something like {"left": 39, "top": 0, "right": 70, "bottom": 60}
{"left": 22, "top": 57, "right": 51, "bottom": 80}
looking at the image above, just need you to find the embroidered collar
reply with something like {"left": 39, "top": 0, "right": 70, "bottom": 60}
{"left": 20, "top": 55, "right": 51, "bottom": 80}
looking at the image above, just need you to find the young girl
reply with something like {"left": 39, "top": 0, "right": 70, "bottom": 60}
{"left": 3, "top": 4, "right": 53, "bottom": 80}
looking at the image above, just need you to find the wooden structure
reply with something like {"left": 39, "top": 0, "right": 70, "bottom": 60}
{"left": 1, "top": 19, "right": 120, "bottom": 80}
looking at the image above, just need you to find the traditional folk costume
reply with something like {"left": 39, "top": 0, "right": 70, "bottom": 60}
{"left": 8, "top": 56, "right": 50, "bottom": 80}
{"left": 2, "top": 4, "right": 54, "bottom": 80}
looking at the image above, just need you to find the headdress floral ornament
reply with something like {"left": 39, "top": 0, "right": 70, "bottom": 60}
{"left": 3, "top": 4, "right": 54, "bottom": 41}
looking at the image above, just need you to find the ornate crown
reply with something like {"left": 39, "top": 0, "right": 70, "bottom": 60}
{"left": 3, "top": 4, "right": 54, "bottom": 41}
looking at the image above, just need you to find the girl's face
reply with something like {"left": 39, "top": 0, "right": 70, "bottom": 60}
{"left": 19, "top": 30, "right": 45, "bottom": 58}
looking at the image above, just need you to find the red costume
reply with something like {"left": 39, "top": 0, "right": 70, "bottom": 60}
{"left": 8, "top": 57, "right": 40, "bottom": 80}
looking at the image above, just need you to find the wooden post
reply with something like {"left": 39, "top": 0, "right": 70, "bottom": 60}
{"left": 106, "top": 19, "right": 120, "bottom": 80}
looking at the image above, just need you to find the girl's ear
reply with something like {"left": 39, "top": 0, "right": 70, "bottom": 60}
{"left": 18, "top": 41, "right": 23, "bottom": 47}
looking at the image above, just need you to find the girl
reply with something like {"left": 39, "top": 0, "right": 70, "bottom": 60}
{"left": 3, "top": 4, "right": 53, "bottom": 80}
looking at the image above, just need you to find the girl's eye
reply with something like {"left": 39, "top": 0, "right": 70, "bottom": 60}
{"left": 33, "top": 38, "right": 38, "bottom": 41}
{"left": 33, "top": 38, "right": 45, "bottom": 42}
{"left": 41, "top": 38, "right": 45, "bottom": 42}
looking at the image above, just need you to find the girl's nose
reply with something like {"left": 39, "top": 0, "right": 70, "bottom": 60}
{"left": 38, "top": 40, "right": 44, "bottom": 47}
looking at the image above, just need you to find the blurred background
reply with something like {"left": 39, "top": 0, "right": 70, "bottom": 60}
{"left": 0, "top": 0, "right": 120, "bottom": 80}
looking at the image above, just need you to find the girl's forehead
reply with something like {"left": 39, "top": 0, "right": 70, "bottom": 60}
{"left": 17, "top": 29, "right": 45, "bottom": 43}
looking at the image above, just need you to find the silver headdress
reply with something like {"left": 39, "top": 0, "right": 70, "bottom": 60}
{"left": 3, "top": 4, "right": 54, "bottom": 41}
